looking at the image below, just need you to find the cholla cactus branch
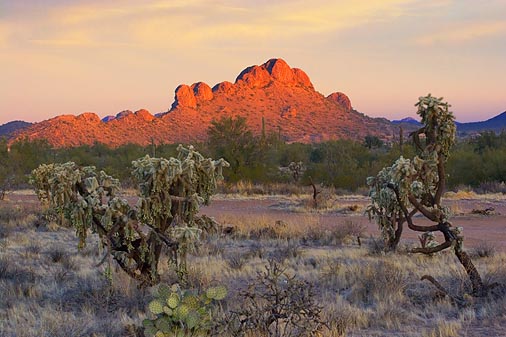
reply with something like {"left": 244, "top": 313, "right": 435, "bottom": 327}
{"left": 367, "top": 95, "right": 485, "bottom": 296}
{"left": 30, "top": 145, "right": 228, "bottom": 287}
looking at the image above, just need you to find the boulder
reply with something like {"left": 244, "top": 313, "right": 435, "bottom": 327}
{"left": 264, "top": 58, "right": 295, "bottom": 85}
{"left": 171, "top": 84, "right": 197, "bottom": 109}
{"left": 235, "top": 65, "right": 271, "bottom": 88}
{"left": 191, "top": 82, "right": 213, "bottom": 101}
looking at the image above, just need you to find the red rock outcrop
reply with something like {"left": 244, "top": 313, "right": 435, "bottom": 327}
{"left": 233, "top": 58, "right": 313, "bottom": 89}
{"left": 293, "top": 68, "right": 313, "bottom": 88}
{"left": 172, "top": 84, "right": 197, "bottom": 109}
{"left": 235, "top": 65, "right": 271, "bottom": 88}
{"left": 135, "top": 109, "right": 154, "bottom": 122}
{"left": 77, "top": 112, "right": 101, "bottom": 123}
{"left": 191, "top": 82, "right": 213, "bottom": 102}
{"left": 327, "top": 92, "right": 352, "bottom": 110}
{"left": 115, "top": 110, "right": 133, "bottom": 119}
{"left": 12, "top": 58, "right": 394, "bottom": 147}
{"left": 212, "top": 81, "right": 234, "bottom": 94}
{"left": 264, "top": 58, "right": 295, "bottom": 84}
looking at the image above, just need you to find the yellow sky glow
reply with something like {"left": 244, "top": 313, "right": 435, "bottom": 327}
{"left": 1, "top": 0, "right": 505, "bottom": 124}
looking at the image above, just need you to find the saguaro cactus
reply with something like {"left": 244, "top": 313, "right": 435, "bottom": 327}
{"left": 30, "top": 145, "right": 229, "bottom": 286}
{"left": 366, "top": 95, "right": 485, "bottom": 296}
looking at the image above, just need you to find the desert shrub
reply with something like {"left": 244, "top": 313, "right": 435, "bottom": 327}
{"left": 0, "top": 204, "right": 29, "bottom": 224}
{"left": 324, "top": 221, "right": 365, "bottom": 245}
{"left": 422, "top": 319, "right": 462, "bottom": 337}
{"left": 24, "top": 242, "right": 41, "bottom": 257}
{"left": 471, "top": 242, "right": 497, "bottom": 258}
{"left": 221, "top": 260, "right": 326, "bottom": 337}
{"left": 348, "top": 261, "right": 407, "bottom": 306}
{"left": 367, "top": 236, "right": 388, "bottom": 256}
{"left": 0, "top": 222, "right": 12, "bottom": 240}
{"left": 474, "top": 181, "right": 506, "bottom": 194}
{"left": 301, "top": 221, "right": 365, "bottom": 246}
{"left": 268, "top": 240, "right": 302, "bottom": 262}
{"left": 249, "top": 225, "right": 279, "bottom": 240}
{"left": 47, "top": 246, "right": 68, "bottom": 263}
{"left": 224, "top": 254, "right": 247, "bottom": 270}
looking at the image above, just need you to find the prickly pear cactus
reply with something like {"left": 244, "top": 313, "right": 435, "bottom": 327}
{"left": 143, "top": 283, "right": 227, "bottom": 337}
{"left": 30, "top": 145, "right": 228, "bottom": 286}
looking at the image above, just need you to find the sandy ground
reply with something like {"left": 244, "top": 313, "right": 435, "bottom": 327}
{"left": 6, "top": 192, "right": 506, "bottom": 250}
{"left": 201, "top": 196, "right": 506, "bottom": 250}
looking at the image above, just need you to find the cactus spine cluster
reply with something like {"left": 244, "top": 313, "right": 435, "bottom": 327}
{"left": 30, "top": 145, "right": 229, "bottom": 286}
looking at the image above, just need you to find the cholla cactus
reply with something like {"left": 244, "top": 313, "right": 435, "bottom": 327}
{"left": 30, "top": 145, "right": 229, "bottom": 286}
{"left": 143, "top": 283, "right": 227, "bottom": 337}
{"left": 366, "top": 95, "right": 485, "bottom": 296}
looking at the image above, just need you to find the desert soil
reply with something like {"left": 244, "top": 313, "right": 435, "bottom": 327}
{"left": 202, "top": 195, "right": 506, "bottom": 250}
{"left": 7, "top": 192, "right": 506, "bottom": 250}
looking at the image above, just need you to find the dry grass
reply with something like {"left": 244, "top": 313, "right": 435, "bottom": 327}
{"left": 1, "top": 198, "right": 506, "bottom": 336}
{"left": 445, "top": 190, "right": 506, "bottom": 201}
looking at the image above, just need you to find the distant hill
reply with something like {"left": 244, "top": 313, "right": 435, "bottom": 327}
{"left": 456, "top": 112, "right": 506, "bottom": 136}
{"left": 391, "top": 117, "right": 421, "bottom": 126}
{"left": 0, "top": 120, "right": 32, "bottom": 138}
{"left": 392, "top": 112, "right": 506, "bottom": 137}
{"left": 10, "top": 58, "right": 395, "bottom": 148}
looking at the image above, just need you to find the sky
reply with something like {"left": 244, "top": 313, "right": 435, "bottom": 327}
{"left": 0, "top": 0, "right": 505, "bottom": 125}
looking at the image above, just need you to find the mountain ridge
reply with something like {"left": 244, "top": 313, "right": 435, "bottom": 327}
{"left": 9, "top": 58, "right": 394, "bottom": 147}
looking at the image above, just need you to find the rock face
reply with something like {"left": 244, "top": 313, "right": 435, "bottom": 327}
{"left": 327, "top": 92, "right": 352, "bottom": 110}
{"left": 116, "top": 110, "right": 133, "bottom": 119}
{"left": 135, "top": 109, "right": 154, "bottom": 122}
{"left": 212, "top": 81, "right": 234, "bottom": 94}
{"left": 293, "top": 68, "right": 313, "bottom": 88}
{"left": 234, "top": 58, "right": 313, "bottom": 89}
{"left": 172, "top": 84, "right": 197, "bottom": 109}
{"left": 191, "top": 82, "right": 213, "bottom": 102}
{"left": 12, "top": 58, "right": 395, "bottom": 147}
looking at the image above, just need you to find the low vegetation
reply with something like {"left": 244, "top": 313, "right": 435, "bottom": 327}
{"left": 1, "top": 95, "right": 506, "bottom": 336}
{"left": 1, "top": 201, "right": 506, "bottom": 336}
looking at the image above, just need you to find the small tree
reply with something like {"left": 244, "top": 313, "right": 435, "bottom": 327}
{"left": 367, "top": 94, "right": 486, "bottom": 296}
{"left": 30, "top": 145, "right": 229, "bottom": 286}
{"left": 207, "top": 116, "right": 257, "bottom": 178}
{"left": 364, "top": 135, "right": 384, "bottom": 149}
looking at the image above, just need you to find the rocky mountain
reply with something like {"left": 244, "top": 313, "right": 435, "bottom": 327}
{"left": 0, "top": 121, "right": 32, "bottom": 139}
{"left": 11, "top": 58, "right": 396, "bottom": 148}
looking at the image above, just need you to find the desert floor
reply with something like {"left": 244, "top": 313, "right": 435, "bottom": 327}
{"left": 2, "top": 191, "right": 506, "bottom": 336}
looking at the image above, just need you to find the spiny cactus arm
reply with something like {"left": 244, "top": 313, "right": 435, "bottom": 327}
{"left": 390, "top": 214, "right": 404, "bottom": 248}
{"left": 412, "top": 240, "right": 453, "bottom": 254}
{"left": 433, "top": 153, "right": 446, "bottom": 206}
{"left": 454, "top": 249, "right": 485, "bottom": 296}
{"left": 387, "top": 183, "right": 439, "bottom": 231}
{"left": 406, "top": 194, "right": 439, "bottom": 222}
{"left": 410, "top": 128, "right": 426, "bottom": 153}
